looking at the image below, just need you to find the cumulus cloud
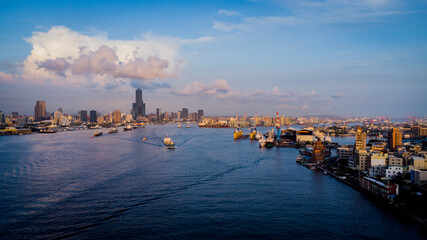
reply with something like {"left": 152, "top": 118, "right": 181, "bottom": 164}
{"left": 169, "top": 79, "right": 230, "bottom": 96}
{"left": 0, "top": 72, "right": 15, "bottom": 83}
{"left": 3, "top": 25, "right": 212, "bottom": 88}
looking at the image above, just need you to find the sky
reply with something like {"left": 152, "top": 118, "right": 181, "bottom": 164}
{"left": 0, "top": 0, "right": 426, "bottom": 118}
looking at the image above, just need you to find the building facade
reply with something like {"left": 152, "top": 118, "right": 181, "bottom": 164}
{"left": 132, "top": 88, "right": 146, "bottom": 120}
{"left": 355, "top": 127, "right": 366, "bottom": 151}
{"left": 34, "top": 100, "right": 46, "bottom": 121}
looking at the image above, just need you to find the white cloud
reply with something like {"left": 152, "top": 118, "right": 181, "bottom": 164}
{"left": 0, "top": 72, "right": 15, "bottom": 83}
{"left": 6, "top": 26, "right": 212, "bottom": 88}
{"left": 169, "top": 79, "right": 231, "bottom": 96}
{"left": 218, "top": 9, "right": 239, "bottom": 16}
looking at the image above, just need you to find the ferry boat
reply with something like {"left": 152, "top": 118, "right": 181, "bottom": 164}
{"left": 124, "top": 125, "right": 132, "bottom": 131}
{"left": 234, "top": 128, "right": 243, "bottom": 139}
{"left": 109, "top": 128, "right": 118, "bottom": 133}
{"left": 163, "top": 135, "right": 175, "bottom": 148}
{"left": 94, "top": 131, "right": 103, "bottom": 137}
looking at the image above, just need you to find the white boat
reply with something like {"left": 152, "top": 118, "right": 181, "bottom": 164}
{"left": 109, "top": 128, "right": 118, "bottom": 133}
{"left": 164, "top": 135, "right": 175, "bottom": 147}
{"left": 259, "top": 137, "right": 266, "bottom": 148}
{"left": 296, "top": 155, "right": 304, "bottom": 162}
{"left": 124, "top": 125, "right": 132, "bottom": 131}
{"left": 255, "top": 131, "right": 263, "bottom": 140}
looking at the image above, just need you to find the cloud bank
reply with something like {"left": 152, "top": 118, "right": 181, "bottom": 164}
{"left": 1, "top": 26, "right": 212, "bottom": 89}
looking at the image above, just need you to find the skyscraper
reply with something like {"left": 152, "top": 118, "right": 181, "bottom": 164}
{"left": 132, "top": 88, "right": 145, "bottom": 120}
{"left": 182, "top": 108, "right": 188, "bottom": 119}
{"left": 80, "top": 110, "right": 88, "bottom": 122}
{"left": 90, "top": 110, "right": 97, "bottom": 123}
{"left": 34, "top": 100, "right": 46, "bottom": 121}
{"left": 198, "top": 110, "right": 204, "bottom": 120}
{"left": 0, "top": 111, "right": 5, "bottom": 123}
{"left": 388, "top": 128, "right": 402, "bottom": 151}
{"left": 156, "top": 108, "right": 162, "bottom": 119}
{"left": 355, "top": 127, "right": 367, "bottom": 151}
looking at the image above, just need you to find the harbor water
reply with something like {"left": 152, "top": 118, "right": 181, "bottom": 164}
{"left": 0, "top": 124, "right": 425, "bottom": 239}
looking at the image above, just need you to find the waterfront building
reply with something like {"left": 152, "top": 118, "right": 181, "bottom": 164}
{"left": 387, "top": 128, "right": 402, "bottom": 151}
{"left": 411, "top": 169, "right": 427, "bottom": 185}
{"left": 113, "top": 110, "right": 121, "bottom": 124}
{"left": 190, "top": 112, "right": 198, "bottom": 121}
{"left": 359, "top": 177, "right": 399, "bottom": 201}
{"left": 369, "top": 165, "right": 386, "bottom": 177}
{"left": 34, "top": 100, "right": 46, "bottom": 121}
{"left": 90, "top": 110, "right": 97, "bottom": 123}
{"left": 355, "top": 127, "right": 367, "bottom": 151}
{"left": 132, "top": 88, "right": 146, "bottom": 120}
{"left": 80, "top": 110, "right": 88, "bottom": 122}
{"left": 156, "top": 108, "right": 162, "bottom": 120}
{"left": 357, "top": 150, "right": 371, "bottom": 171}
{"left": 198, "top": 110, "right": 204, "bottom": 120}
{"left": 182, "top": 108, "right": 188, "bottom": 119}
{"left": 312, "top": 139, "right": 326, "bottom": 162}
{"left": 296, "top": 130, "right": 313, "bottom": 143}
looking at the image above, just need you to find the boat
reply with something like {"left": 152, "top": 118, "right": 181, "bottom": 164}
{"left": 296, "top": 155, "right": 304, "bottom": 162}
{"left": 265, "top": 131, "right": 275, "bottom": 148}
{"left": 124, "top": 125, "right": 132, "bottom": 131}
{"left": 178, "top": 124, "right": 181, "bottom": 128}
{"left": 94, "top": 131, "right": 103, "bottom": 137}
{"left": 132, "top": 125, "right": 138, "bottom": 129}
{"left": 109, "top": 128, "right": 118, "bottom": 133}
{"left": 259, "top": 137, "right": 266, "bottom": 148}
{"left": 250, "top": 127, "right": 257, "bottom": 140}
{"left": 142, "top": 137, "right": 147, "bottom": 141}
{"left": 255, "top": 131, "right": 263, "bottom": 140}
{"left": 186, "top": 125, "right": 190, "bottom": 128}
{"left": 39, "top": 128, "right": 56, "bottom": 134}
{"left": 324, "top": 170, "right": 328, "bottom": 175}
{"left": 234, "top": 128, "right": 243, "bottom": 139}
{"left": 163, "top": 135, "right": 175, "bottom": 148}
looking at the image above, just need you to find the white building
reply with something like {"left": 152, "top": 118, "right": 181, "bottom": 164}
{"left": 384, "top": 166, "right": 403, "bottom": 179}
{"left": 369, "top": 166, "right": 386, "bottom": 177}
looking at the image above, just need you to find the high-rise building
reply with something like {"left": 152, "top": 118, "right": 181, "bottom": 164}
{"left": 34, "top": 100, "right": 46, "bottom": 121}
{"left": 388, "top": 128, "right": 402, "bottom": 151}
{"left": 80, "top": 110, "right": 88, "bottom": 122}
{"left": 90, "top": 110, "right": 97, "bottom": 123}
{"left": 198, "top": 110, "right": 204, "bottom": 120}
{"left": 156, "top": 108, "right": 162, "bottom": 119}
{"left": 0, "top": 111, "right": 5, "bottom": 123}
{"left": 355, "top": 127, "right": 367, "bottom": 151}
{"left": 182, "top": 108, "right": 188, "bottom": 119}
{"left": 132, "top": 88, "right": 146, "bottom": 120}
{"left": 113, "top": 110, "right": 121, "bottom": 123}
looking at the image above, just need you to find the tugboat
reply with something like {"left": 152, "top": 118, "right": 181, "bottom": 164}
{"left": 250, "top": 127, "right": 257, "bottom": 140}
{"left": 94, "top": 131, "right": 103, "bottom": 137}
{"left": 234, "top": 127, "right": 243, "bottom": 140}
{"left": 124, "top": 125, "right": 132, "bottom": 131}
{"left": 163, "top": 135, "right": 175, "bottom": 149}
{"left": 109, "top": 128, "right": 118, "bottom": 133}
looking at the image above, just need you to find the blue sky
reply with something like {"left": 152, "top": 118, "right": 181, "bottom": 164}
{"left": 0, "top": 0, "right": 426, "bottom": 117}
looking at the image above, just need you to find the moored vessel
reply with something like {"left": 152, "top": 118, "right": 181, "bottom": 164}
{"left": 124, "top": 125, "right": 132, "bottom": 131}
{"left": 94, "top": 131, "right": 103, "bottom": 137}
{"left": 109, "top": 128, "right": 118, "bottom": 133}
{"left": 234, "top": 128, "right": 243, "bottom": 139}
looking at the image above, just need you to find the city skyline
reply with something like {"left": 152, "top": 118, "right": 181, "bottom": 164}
{"left": 0, "top": 0, "right": 426, "bottom": 117}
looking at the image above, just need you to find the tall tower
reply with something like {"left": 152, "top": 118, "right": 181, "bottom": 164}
{"left": 355, "top": 127, "right": 366, "bottom": 151}
{"left": 132, "top": 88, "right": 146, "bottom": 120}
{"left": 34, "top": 100, "right": 46, "bottom": 121}
{"left": 90, "top": 110, "right": 97, "bottom": 123}
{"left": 388, "top": 128, "right": 402, "bottom": 151}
